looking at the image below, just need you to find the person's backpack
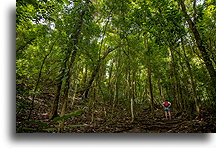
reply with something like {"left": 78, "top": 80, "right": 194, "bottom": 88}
{"left": 164, "top": 101, "right": 169, "bottom": 107}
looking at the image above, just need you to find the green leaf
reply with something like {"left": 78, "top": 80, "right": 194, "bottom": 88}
{"left": 42, "top": 128, "right": 57, "bottom": 132}
{"left": 22, "top": 127, "right": 38, "bottom": 131}
{"left": 63, "top": 0, "right": 71, "bottom": 5}
{"left": 65, "top": 124, "right": 86, "bottom": 128}
{"left": 52, "top": 109, "right": 83, "bottom": 122}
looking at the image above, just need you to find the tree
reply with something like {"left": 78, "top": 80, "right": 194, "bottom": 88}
{"left": 178, "top": 0, "right": 216, "bottom": 100}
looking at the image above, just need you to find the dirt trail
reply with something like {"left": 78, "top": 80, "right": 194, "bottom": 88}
{"left": 114, "top": 111, "right": 183, "bottom": 133}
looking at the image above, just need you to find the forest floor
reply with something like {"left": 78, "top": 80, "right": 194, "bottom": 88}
{"left": 65, "top": 109, "right": 215, "bottom": 133}
{"left": 16, "top": 95, "right": 215, "bottom": 133}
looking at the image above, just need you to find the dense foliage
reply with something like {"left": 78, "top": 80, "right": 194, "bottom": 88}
{"left": 16, "top": 0, "right": 216, "bottom": 133}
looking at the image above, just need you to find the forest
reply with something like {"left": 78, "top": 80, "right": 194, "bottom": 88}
{"left": 16, "top": 0, "right": 215, "bottom": 133}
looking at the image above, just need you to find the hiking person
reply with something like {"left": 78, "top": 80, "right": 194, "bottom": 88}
{"left": 162, "top": 99, "right": 171, "bottom": 120}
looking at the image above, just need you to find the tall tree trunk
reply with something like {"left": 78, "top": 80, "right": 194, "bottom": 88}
{"left": 50, "top": 70, "right": 64, "bottom": 119}
{"left": 181, "top": 38, "right": 200, "bottom": 114}
{"left": 112, "top": 61, "right": 119, "bottom": 112}
{"left": 82, "top": 64, "right": 88, "bottom": 86}
{"left": 158, "top": 78, "right": 163, "bottom": 99}
{"left": 144, "top": 34, "right": 154, "bottom": 111}
{"left": 170, "top": 47, "right": 183, "bottom": 110}
{"left": 58, "top": 52, "right": 77, "bottom": 132}
{"left": 127, "top": 66, "right": 134, "bottom": 122}
{"left": 147, "top": 56, "right": 154, "bottom": 112}
{"left": 131, "top": 70, "right": 137, "bottom": 122}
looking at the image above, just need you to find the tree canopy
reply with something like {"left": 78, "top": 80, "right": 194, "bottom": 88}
{"left": 16, "top": 0, "right": 216, "bottom": 133}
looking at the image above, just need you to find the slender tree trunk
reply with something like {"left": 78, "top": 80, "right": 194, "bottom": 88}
{"left": 168, "top": 56, "right": 176, "bottom": 104}
{"left": 181, "top": 38, "right": 200, "bottom": 114}
{"left": 142, "top": 85, "right": 147, "bottom": 103}
{"left": 112, "top": 64, "right": 118, "bottom": 112}
{"left": 131, "top": 70, "right": 137, "bottom": 122}
{"left": 28, "top": 38, "right": 57, "bottom": 120}
{"left": 171, "top": 47, "right": 184, "bottom": 110}
{"left": 82, "top": 46, "right": 120, "bottom": 99}
{"left": 158, "top": 78, "right": 163, "bottom": 99}
{"left": 127, "top": 67, "right": 134, "bottom": 122}
{"left": 130, "top": 96, "right": 134, "bottom": 122}
{"left": 49, "top": 58, "right": 67, "bottom": 120}
{"left": 82, "top": 64, "right": 88, "bottom": 86}
{"left": 144, "top": 34, "right": 154, "bottom": 111}
{"left": 83, "top": 61, "right": 100, "bottom": 99}
{"left": 50, "top": 80, "right": 62, "bottom": 119}
{"left": 147, "top": 56, "right": 154, "bottom": 112}
{"left": 57, "top": 45, "right": 79, "bottom": 132}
